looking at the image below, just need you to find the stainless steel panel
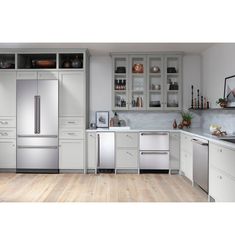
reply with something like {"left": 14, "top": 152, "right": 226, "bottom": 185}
{"left": 17, "top": 79, "right": 37, "bottom": 135}
{"left": 97, "top": 132, "right": 115, "bottom": 169}
{"left": 139, "top": 132, "right": 169, "bottom": 151}
{"left": 38, "top": 80, "right": 58, "bottom": 135}
{"left": 193, "top": 139, "right": 209, "bottom": 192}
{"left": 17, "top": 147, "right": 58, "bottom": 169}
{"left": 140, "top": 151, "right": 169, "bottom": 169}
{"left": 17, "top": 137, "right": 58, "bottom": 147}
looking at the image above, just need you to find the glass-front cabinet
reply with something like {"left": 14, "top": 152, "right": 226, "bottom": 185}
{"left": 112, "top": 55, "right": 128, "bottom": 110}
{"left": 147, "top": 55, "right": 163, "bottom": 110}
{"left": 111, "top": 53, "right": 182, "bottom": 111}
{"left": 129, "top": 55, "right": 146, "bottom": 110}
{"left": 165, "top": 55, "right": 182, "bottom": 110}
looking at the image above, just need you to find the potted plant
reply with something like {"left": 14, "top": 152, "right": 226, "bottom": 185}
{"left": 181, "top": 111, "right": 193, "bottom": 128}
{"left": 216, "top": 98, "right": 227, "bottom": 108}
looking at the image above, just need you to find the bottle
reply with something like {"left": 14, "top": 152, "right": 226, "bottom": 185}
{"left": 173, "top": 119, "right": 177, "bottom": 129}
{"left": 113, "top": 112, "right": 119, "bottom": 126}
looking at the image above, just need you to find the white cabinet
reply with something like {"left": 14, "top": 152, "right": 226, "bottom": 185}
{"left": 38, "top": 71, "right": 58, "bottom": 80}
{"left": 87, "top": 132, "right": 97, "bottom": 170}
{"left": 115, "top": 132, "right": 138, "bottom": 170}
{"left": 209, "top": 143, "right": 235, "bottom": 202}
{"left": 59, "top": 140, "right": 84, "bottom": 170}
{"left": 59, "top": 71, "right": 85, "bottom": 117}
{"left": 0, "top": 139, "right": 16, "bottom": 169}
{"left": 169, "top": 132, "right": 180, "bottom": 172}
{"left": 180, "top": 133, "right": 193, "bottom": 181}
{"left": 0, "top": 72, "right": 16, "bottom": 116}
{"left": 16, "top": 71, "right": 37, "bottom": 80}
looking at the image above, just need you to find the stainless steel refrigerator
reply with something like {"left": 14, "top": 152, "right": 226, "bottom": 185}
{"left": 16, "top": 79, "right": 58, "bottom": 173}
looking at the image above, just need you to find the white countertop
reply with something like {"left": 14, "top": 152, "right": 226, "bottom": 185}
{"left": 86, "top": 127, "right": 235, "bottom": 150}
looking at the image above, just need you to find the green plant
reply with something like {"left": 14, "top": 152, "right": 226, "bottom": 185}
{"left": 181, "top": 111, "right": 193, "bottom": 122}
{"left": 216, "top": 98, "right": 227, "bottom": 104}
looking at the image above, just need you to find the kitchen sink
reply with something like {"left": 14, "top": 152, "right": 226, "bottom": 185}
{"left": 219, "top": 137, "right": 235, "bottom": 144}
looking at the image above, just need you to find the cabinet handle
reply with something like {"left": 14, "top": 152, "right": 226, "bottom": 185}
{"left": 0, "top": 132, "right": 8, "bottom": 136}
{"left": 219, "top": 149, "right": 222, "bottom": 153}
{"left": 217, "top": 175, "right": 222, "bottom": 179}
{"left": 126, "top": 151, "right": 133, "bottom": 156}
{"left": 67, "top": 132, "right": 76, "bottom": 135}
{"left": 125, "top": 134, "right": 132, "bottom": 139}
{"left": 0, "top": 121, "right": 8, "bottom": 125}
{"left": 67, "top": 121, "right": 76, "bottom": 124}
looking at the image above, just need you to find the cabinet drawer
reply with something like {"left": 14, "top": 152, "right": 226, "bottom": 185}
{"left": 17, "top": 72, "right": 37, "bottom": 80}
{"left": 59, "top": 117, "right": 84, "bottom": 128}
{"left": 59, "top": 129, "right": 84, "bottom": 139}
{"left": 209, "top": 166, "right": 235, "bottom": 202}
{"left": 140, "top": 151, "right": 169, "bottom": 169}
{"left": 209, "top": 143, "right": 235, "bottom": 177}
{"left": 0, "top": 117, "right": 16, "bottom": 128}
{"left": 116, "top": 149, "right": 138, "bottom": 169}
{"left": 0, "top": 129, "right": 16, "bottom": 138}
{"left": 180, "top": 133, "right": 193, "bottom": 154}
{"left": 0, "top": 139, "right": 16, "bottom": 169}
{"left": 38, "top": 72, "right": 58, "bottom": 80}
{"left": 116, "top": 133, "right": 138, "bottom": 148}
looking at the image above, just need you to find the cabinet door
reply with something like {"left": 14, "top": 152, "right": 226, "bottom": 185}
{"left": 87, "top": 133, "right": 97, "bottom": 169}
{"left": 116, "top": 149, "right": 138, "bottom": 169}
{"left": 59, "top": 140, "right": 84, "bottom": 170}
{"left": 0, "top": 72, "right": 16, "bottom": 116}
{"left": 0, "top": 139, "right": 16, "bottom": 169}
{"left": 164, "top": 55, "right": 182, "bottom": 110}
{"left": 59, "top": 72, "right": 85, "bottom": 117}
{"left": 170, "top": 132, "right": 180, "bottom": 170}
{"left": 180, "top": 150, "right": 193, "bottom": 181}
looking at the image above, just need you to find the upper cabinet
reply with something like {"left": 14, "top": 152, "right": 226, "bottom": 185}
{"left": 59, "top": 53, "right": 83, "bottom": 69}
{"left": 111, "top": 53, "right": 182, "bottom": 111}
{"left": 0, "top": 54, "right": 15, "bottom": 69}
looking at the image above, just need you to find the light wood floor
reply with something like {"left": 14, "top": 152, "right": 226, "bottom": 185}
{"left": 0, "top": 173, "right": 208, "bottom": 202}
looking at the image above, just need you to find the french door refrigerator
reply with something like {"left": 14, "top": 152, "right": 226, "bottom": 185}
{"left": 16, "top": 79, "right": 58, "bottom": 173}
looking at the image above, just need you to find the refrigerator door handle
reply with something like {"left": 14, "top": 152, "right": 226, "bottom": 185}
{"left": 97, "top": 133, "right": 100, "bottom": 167}
{"left": 34, "top": 95, "right": 41, "bottom": 134}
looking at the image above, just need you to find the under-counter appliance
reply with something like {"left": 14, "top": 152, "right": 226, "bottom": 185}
{"left": 16, "top": 79, "right": 58, "bottom": 173}
{"left": 139, "top": 132, "right": 169, "bottom": 170}
{"left": 192, "top": 138, "right": 209, "bottom": 192}
{"left": 97, "top": 132, "right": 115, "bottom": 170}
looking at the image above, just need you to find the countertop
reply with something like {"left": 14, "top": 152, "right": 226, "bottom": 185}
{"left": 86, "top": 127, "right": 235, "bottom": 150}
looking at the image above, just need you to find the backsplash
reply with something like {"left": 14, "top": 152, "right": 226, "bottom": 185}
{"left": 201, "top": 110, "right": 235, "bottom": 135}
{"left": 116, "top": 111, "right": 201, "bottom": 129}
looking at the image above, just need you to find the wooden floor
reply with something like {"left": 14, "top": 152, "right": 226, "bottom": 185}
{"left": 0, "top": 173, "right": 208, "bottom": 202}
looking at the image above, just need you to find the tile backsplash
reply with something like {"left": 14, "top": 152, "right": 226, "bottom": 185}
{"left": 116, "top": 111, "right": 201, "bottom": 129}
{"left": 201, "top": 110, "right": 235, "bottom": 135}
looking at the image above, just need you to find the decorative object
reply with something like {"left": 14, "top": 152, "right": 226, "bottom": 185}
{"left": 90, "top": 123, "right": 97, "bottom": 129}
{"left": 34, "top": 59, "right": 56, "bottom": 68}
{"left": 132, "top": 63, "right": 144, "bottom": 73}
{"left": 178, "top": 123, "right": 183, "bottom": 129}
{"left": 197, "top": 89, "right": 200, "bottom": 109}
{"left": 71, "top": 55, "right": 82, "bottom": 68}
{"left": 63, "top": 59, "right": 71, "bottom": 68}
{"left": 181, "top": 111, "right": 193, "bottom": 128}
{"left": 209, "top": 124, "right": 221, "bottom": 134}
{"left": 173, "top": 119, "right": 177, "bottom": 129}
{"left": 116, "top": 67, "right": 126, "bottom": 73}
{"left": 150, "top": 66, "right": 160, "bottom": 73}
{"left": 216, "top": 98, "right": 228, "bottom": 108}
{"left": 167, "top": 67, "right": 177, "bottom": 73}
{"left": 224, "top": 75, "right": 235, "bottom": 108}
{"left": 191, "top": 85, "right": 194, "bottom": 109}
{"left": 96, "top": 111, "right": 109, "bottom": 128}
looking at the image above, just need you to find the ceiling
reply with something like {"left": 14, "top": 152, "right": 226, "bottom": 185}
{"left": 0, "top": 43, "right": 214, "bottom": 55}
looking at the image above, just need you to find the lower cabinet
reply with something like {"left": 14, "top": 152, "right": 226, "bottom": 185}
{"left": 87, "top": 132, "right": 97, "bottom": 170}
{"left": 59, "top": 140, "right": 84, "bottom": 170}
{"left": 0, "top": 139, "right": 16, "bottom": 169}
{"left": 116, "top": 149, "right": 138, "bottom": 169}
{"left": 209, "top": 142, "right": 235, "bottom": 202}
{"left": 169, "top": 132, "right": 180, "bottom": 172}
{"left": 180, "top": 133, "right": 193, "bottom": 181}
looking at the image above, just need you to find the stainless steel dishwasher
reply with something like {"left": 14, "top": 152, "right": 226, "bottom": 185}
{"left": 139, "top": 132, "right": 169, "bottom": 170}
{"left": 97, "top": 132, "right": 115, "bottom": 170}
{"left": 192, "top": 138, "right": 209, "bottom": 192}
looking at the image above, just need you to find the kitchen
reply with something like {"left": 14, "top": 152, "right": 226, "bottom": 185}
{"left": 0, "top": 43, "right": 235, "bottom": 203}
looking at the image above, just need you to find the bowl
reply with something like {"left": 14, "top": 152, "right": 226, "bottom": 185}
{"left": 35, "top": 60, "right": 56, "bottom": 68}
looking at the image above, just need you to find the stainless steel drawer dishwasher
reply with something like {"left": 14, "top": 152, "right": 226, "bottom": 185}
{"left": 139, "top": 132, "right": 169, "bottom": 170}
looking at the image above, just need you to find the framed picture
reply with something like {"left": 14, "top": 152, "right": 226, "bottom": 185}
{"left": 224, "top": 75, "right": 235, "bottom": 108}
{"left": 96, "top": 111, "right": 109, "bottom": 128}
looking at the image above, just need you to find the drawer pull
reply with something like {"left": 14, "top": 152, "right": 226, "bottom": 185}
{"left": 67, "top": 121, "right": 76, "bottom": 124}
{"left": 217, "top": 175, "right": 222, "bottom": 179}
{"left": 67, "top": 132, "right": 76, "bottom": 135}
{"left": 0, "top": 121, "right": 8, "bottom": 125}
{"left": 126, "top": 151, "right": 133, "bottom": 156}
{"left": 125, "top": 134, "right": 132, "bottom": 138}
{"left": 0, "top": 132, "right": 8, "bottom": 136}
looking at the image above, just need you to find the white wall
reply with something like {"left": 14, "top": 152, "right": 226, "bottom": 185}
{"left": 182, "top": 55, "right": 201, "bottom": 109}
{"left": 202, "top": 43, "right": 235, "bottom": 108}
{"left": 89, "top": 54, "right": 201, "bottom": 127}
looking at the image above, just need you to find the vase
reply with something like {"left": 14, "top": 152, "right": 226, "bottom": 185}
{"left": 182, "top": 120, "right": 191, "bottom": 128}
{"left": 173, "top": 119, "right": 177, "bottom": 129}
